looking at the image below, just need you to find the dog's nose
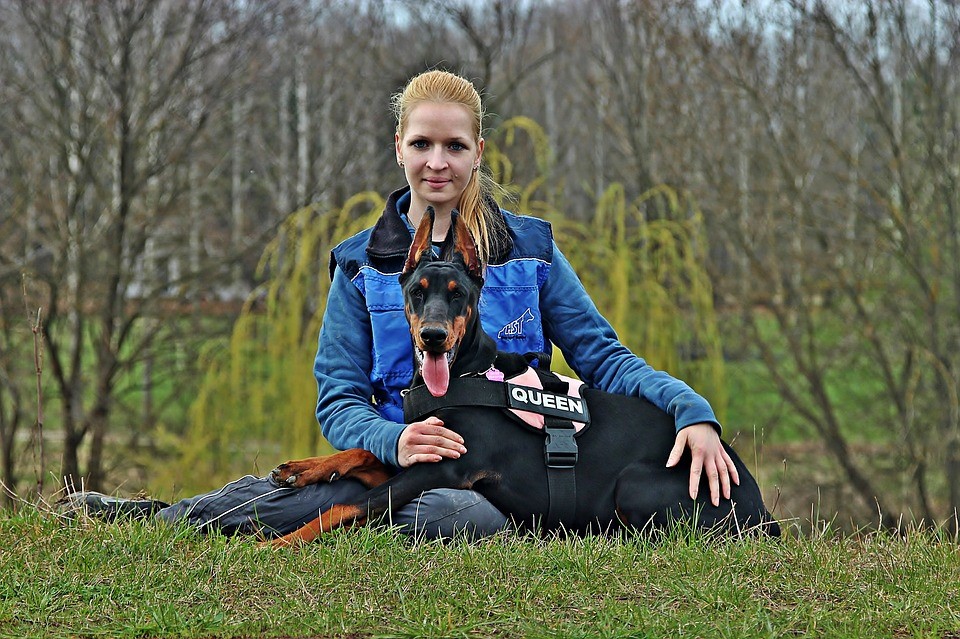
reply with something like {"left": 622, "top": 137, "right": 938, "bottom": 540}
{"left": 419, "top": 326, "right": 447, "bottom": 348}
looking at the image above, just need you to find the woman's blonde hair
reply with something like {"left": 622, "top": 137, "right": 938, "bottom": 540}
{"left": 392, "top": 69, "right": 506, "bottom": 263}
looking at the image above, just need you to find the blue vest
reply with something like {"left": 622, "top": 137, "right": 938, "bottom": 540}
{"left": 330, "top": 189, "right": 555, "bottom": 424}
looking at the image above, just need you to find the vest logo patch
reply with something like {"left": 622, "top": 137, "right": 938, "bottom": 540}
{"left": 498, "top": 308, "right": 535, "bottom": 339}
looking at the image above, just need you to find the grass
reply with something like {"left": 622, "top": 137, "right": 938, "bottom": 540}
{"left": 1, "top": 509, "right": 959, "bottom": 638}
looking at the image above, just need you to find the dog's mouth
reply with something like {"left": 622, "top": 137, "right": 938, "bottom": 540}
{"left": 415, "top": 347, "right": 457, "bottom": 397}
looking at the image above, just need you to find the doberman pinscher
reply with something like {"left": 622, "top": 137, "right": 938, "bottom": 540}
{"left": 270, "top": 209, "right": 780, "bottom": 545}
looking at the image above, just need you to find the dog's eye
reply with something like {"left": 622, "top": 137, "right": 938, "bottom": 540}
{"left": 411, "top": 289, "right": 424, "bottom": 300}
{"left": 451, "top": 289, "right": 463, "bottom": 300}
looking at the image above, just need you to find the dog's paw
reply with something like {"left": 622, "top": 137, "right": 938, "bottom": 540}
{"left": 270, "top": 462, "right": 303, "bottom": 487}
{"left": 270, "top": 456, "right": 336, "bottom": 488}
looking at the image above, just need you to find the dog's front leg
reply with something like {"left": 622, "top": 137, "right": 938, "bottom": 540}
{"left": 271, "top": 448, "right": 390, "bottom": 489}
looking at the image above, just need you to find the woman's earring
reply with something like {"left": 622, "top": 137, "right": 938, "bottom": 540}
{"left": 398, "top": 159, "right": 405, "bottom": 168}
{"left": 472, "top": 163, "right": 480, "bottom": 172}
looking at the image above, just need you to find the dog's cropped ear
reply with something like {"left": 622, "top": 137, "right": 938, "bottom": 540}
{"left": 401, "top": 206, "right": 436, "bottom": 282}
{"left": 449, "top": 210, "right": 483, "bottom": 284}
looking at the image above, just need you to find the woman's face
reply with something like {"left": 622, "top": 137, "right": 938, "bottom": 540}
{"left": 396, "top": 101, "right": 484, "bottom": 221}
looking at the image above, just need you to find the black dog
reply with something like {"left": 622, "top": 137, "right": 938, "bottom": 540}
{"left": 271, "top": 210, "right": 779, "bottom": 545}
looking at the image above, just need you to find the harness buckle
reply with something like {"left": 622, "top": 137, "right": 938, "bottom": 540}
{"left": 544, "top": 423, "right": 578, "bottom": 469}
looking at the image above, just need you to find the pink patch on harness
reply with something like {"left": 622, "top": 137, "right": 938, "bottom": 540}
{"left": 502, "top": 367, "right": 586, "bottom": 432}
{"left": 484, "top": 367, "right": 505, "bottom": 382}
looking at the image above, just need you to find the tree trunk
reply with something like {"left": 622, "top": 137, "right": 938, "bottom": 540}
{"left": 278, "top": 75, "right": 292, "bottom": 216}
{"left": 61, "top": 409, "right": 83, "bottom": 491}
{"left": 296, "top": 56, "right": 309, "bottom": 208}
{"left": 946, "top": 438, "right": 960, "bottom": 533}
{"left": 231, "top": 96, "right": 246, "bottom": 295}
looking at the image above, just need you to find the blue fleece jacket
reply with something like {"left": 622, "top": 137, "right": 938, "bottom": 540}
{"left": 314, "top": 188, "right": 720, "bottom": 468}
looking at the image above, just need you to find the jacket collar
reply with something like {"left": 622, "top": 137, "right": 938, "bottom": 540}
{"left": 366, "top": 188, "right": 416, "bottom": 259}
{"left": 366, "top": 186, "right": 514, "bottom": 263}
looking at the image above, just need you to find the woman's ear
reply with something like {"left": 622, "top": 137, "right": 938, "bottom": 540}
{"left": 395, "top": 133, "right": 403, "bottom": 166}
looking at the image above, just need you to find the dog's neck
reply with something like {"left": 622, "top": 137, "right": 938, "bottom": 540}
{"left": 452, "top": 321, "right": 497, "bottom": 376}
{"left": 452, "top": 327, "right": 531, "bottom": 380}
{"left": 491, "top": 350, "right": 535, "bottom": 378}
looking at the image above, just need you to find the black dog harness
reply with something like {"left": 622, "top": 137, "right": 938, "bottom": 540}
{"left": 403, "top": 368, "right": 591, "bottom": 529}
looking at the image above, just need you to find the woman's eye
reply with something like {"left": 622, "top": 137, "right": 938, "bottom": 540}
{"left": 449, "top": 142, "right": 466, "bottom": 151}
{"left": 411, "top": 140, "right": 428, "bottom": 149}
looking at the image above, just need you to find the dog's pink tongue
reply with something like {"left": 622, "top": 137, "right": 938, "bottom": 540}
{"left": 423, "top": 352, "right": 450, "bottom": 397}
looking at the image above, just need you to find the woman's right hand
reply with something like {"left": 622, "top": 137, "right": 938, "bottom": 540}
{"left": 397, "top": 416, "right": 467, "bottom": 468}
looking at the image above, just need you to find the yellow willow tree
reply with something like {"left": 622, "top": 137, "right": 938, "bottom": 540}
{"left": 153, "top": 118, "right": 724, "bottom": 496}
{"left": 552, "top": 183, "right": 726, "bottom": 417}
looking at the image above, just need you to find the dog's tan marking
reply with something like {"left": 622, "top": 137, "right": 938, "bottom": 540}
{"left": 271, "top": 503, "right": 368, "bottom": 547}
{"left": 450, "top": 316, "right": 468, "bottom": 350}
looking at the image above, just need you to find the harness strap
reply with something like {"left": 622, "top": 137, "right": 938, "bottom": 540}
{"left": 403, "top": 377, "right": 591, "bottom": 425}
{"left": 539, "top": 371, "right": 578, "bottom": 528}
{"left": 403, "top": 378, "right": 509, "bottom": 423}
{"left": 544, "top": 417, "right": 577, "bottom": 529}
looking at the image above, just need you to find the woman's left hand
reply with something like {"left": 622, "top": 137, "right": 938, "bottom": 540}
{"left": 666, "top": 423, "right": 740, "bottom": 506}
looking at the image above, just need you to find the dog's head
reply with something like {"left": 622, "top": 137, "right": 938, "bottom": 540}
{"left": 399, "top": 207, "right": 484, "bottom": 397}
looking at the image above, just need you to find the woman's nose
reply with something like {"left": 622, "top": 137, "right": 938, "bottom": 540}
{"left": 426, "top": 147, "right": 447, "bottom": 169}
